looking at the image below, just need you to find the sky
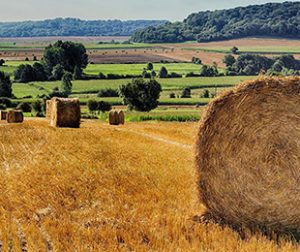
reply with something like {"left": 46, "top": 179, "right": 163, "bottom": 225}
{"left": 0, "top": 0, "right": 295, "bottom": 22}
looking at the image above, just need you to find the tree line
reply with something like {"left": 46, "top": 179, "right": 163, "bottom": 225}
{"left": 0, "top": 18, "right": 167, "bottom": 37}
{"left": 132, "top": 2, "right": 300, "bottom": 43}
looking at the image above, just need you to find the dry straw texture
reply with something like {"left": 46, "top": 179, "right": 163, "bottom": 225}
{"left": 7, "top": 110, "right": 23, "bottom": 123}
{"left": 109, "top": 111, "right": 120, "bottom": 125}
{"left": 196, "top": 77, "right": 300, "bottom": 233}
{"left": 0, "top": 111, "right": 7, "bottom": 120}
{"left": 119, "top": 111, "right": 125, "bottom": 125}
{"left": 48, "top": 97, "right": 81, "bottom": 128}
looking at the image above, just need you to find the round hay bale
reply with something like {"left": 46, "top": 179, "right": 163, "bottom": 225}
{"left": 7, "top": 110, "right": 23, "bottom": 123}
{"left": 109, "top": 111, "right": 120, "bottom": 125}
{"left": 119, "top": 111, "right": 125, "bottom": 125}
{"left": 196, "top": 77, "right": 300, "bottom": 233}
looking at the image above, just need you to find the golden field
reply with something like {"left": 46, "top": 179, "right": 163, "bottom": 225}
{"left": 0, "top": 119, "right": 299, "bottom": 251}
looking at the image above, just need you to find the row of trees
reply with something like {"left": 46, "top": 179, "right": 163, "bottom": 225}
{"left": 224, "top": 54, "right": 300, "bottom": 76}
{"left": 132, "top": 2, "right": 300, "bottom": 43}
{"left": 14, "top": 40, "right": 88, "bottom": 83}
{"left": 0, "top": 18, "right": 166, "bottom": 37}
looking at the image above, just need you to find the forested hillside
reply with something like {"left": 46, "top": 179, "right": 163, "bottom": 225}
{"left": 0, "top": 18, "right": 167, "bottom": 37}
{"left": 132, "top": 2, "right": 300, "bottom": 43}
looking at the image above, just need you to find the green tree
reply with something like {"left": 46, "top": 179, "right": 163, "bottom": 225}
{"left": 200, "top": 65, "right": 219, "bottom": 77}
{"left": 0, "top": 71, "right": 12, "bottom": 98}
{"left": 14, "top": 64, "right": 35, "bottom": 83}
{"left": 0, "top": 59, "right": 5, "bottom": 66}
{"left": 223, "top": 55, "right": 236, "bottom": 67}
{"left": 33, "top": 62, "right": 47, "bottom": 81}
{"left": 97, "top": 101, "right": 112, "bottom": 113}
{"left": 51, "top": 64, "right": 65, "bottom": 80}
{"left": 73, "top": 65, "right": 82, "bottom": 80}
{"left": 61, "top": 72, "right": 73, "bottom": 96}
{"left": 119, "top": 78, "right": 162, "bottom": 112}
{"left": 231, "top": 46, "right": 239, "bottom": 55}
{"left": 181, "top": 88, "right": 191, "bottom": 98}
{"left": 32, "top": 100, "right": 43, "bottom": 117}
{"left": 43, "top": 40, "right": 88, "bottom": 77}
{"left": 147, "top": 62, "right": 154, "bottom": 71}
{"left": 158, "top": 66, "right": 168, "bottom": 78}
{"left": 87, "top": 99, "right": 98, "bottom": 115}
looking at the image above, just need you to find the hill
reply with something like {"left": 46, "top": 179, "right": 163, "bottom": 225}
{"left": 0, "top": 18, "right": 167, "bottom": 37}
{"left": 131, "top": 2, "right": 300, "bottom": 43}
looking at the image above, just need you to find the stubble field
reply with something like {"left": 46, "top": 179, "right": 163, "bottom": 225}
{"left": 0, "top": 118, "right": 299, "bottom": 251}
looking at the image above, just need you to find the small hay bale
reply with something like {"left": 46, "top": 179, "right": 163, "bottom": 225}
{"left": 7, "top": 110, "right": 23, "bottom": 123}
{"left": 45, "top": 100, "right": 52, "bottom": 119}
{"left": 0, "top": 110, "right": 7, "bottom": 120}
{"left": 196, "top": 77, "right": 300, "bottom": 233}
{"left": 109, "top": 111, "right": 120, "bottom": 125}
{"left": 119, "top": 111, "right": 125, "bottom": 125}
{"left": 49, "top": 97, "right": 81, "bottom": 128}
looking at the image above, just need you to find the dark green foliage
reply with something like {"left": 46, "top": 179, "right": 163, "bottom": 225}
{"left": 61, "top": 72, "right": 73, "bottom": 96}
{"left": 97, "top": 88, "right": 119, "bottom": 97}
{"left": 73, "top": 65, "right": 83, "bottom": 80}
{"left": 132, "top": 2, "right": 300, "bottom": 43}
{"left": 0, "top": 71, "right": 12, "bottom": 98}
{"left": 32, "top": 63, "right": 47, "bottom": 81}
{"left": 200, "top": 65, "right": 219, "bottom": 77}
{"left": 32, "top": 100, "right": 43, "bottom": 117}
{"left": 200, "top": 89, "right": 210, "bottom": 98}
{"left": 17, "top": 102, "right": 32, "bottom": 112}
{"left": 142, "top": 70, "right": 151, "bottom": 78}
{"left": 0, "top": 97, "right": 12, "bottom": 107}
{"left": 98, "top": 72, "right": 106, "bottom": 79}
{"left": 169, "top": 93, "right": 176, "bottom": 98}
{"left": 14, "top": 64, "right": 35, "bottom": 83}
{"left": 43, "top": 40, "right": 88, "bottom": 78}
{"left": 51, "top": 64, "right": 64, "bottom": 80}
{"left": 150, "top": 70, "right": 157, "bottom": 78}
{"left": 119, "top": 78, "right": 162, "bottom": 112}
{"left": 225, "top": 54, "right": 300, "bottom": 76}
{"left": 192, "top": 57, "right": 202, "bottom": 64}
{"left": 147, "top": 62, "right": 154, "bottom": 71}
{"left": 87, "top": 99, "right": 98, "bottom": 114}
{"left": 223, "top": 55, "right": 236, "bottom": 67}
{"left": 181, "top": 88, "right": 191, "bottom": 98}
{"left": 97, "top": 101, "right": 112, "bottom": 113}
{"left": 231, "top": 47, "right": 239, "bottom": 55}
{"left": 0, "top": 59, "right": 5, "bottom": 66}
{"left": 48, "top": 86, "right": 68, "bottom": 98}
{"left": 158, "top": 66, "right": 168, "bottom": 78}
{"left": 0, "top": 18, "right": 166, "bottom": 37}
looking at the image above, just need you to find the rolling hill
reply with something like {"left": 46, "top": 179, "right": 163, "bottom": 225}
{"left": 131, "top": 2, "right": 300, "bottom": 43}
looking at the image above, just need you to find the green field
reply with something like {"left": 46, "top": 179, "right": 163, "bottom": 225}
{"left": 85, "top": 63, "right": 203, "bottom": 75}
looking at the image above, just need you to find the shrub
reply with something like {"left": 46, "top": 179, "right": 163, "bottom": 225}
{"left": 97, "top": 101, "right": 112, "bottom": 113}
{"left": 17, "top": 102, "right": 32, "bottom": 112}
{"left": 97, "top": 88, "right": 119, "bottom": 97}
{"left": 119, "top": 78, "right": 162, "bottom": 112}
{"left": 158, "top": 66, "right": 168, "bottom": 78}
{"left": 181, "top": 88, "right": 192, "bottom": 98}
{"left": 0, "top": 72, "right": 12, "bottom": 98}
{"left": 200, "top": 89, "right": 210, "bottom": 98}
{"left": 169, "top": 93, "right": 176, "bottom": 98}
{"left": 87, "top": 99, "right": 98, "bottom": 114}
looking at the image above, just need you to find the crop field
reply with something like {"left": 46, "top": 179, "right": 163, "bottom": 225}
{"left": 1, "top": 37, "right": 299, "bottom": 64}
{"left": 0, "top": 118, "right": 299, "bottom": 251}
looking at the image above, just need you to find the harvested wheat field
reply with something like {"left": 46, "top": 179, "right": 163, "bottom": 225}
{"left": 0, "top": 118, "right": 299, "bottom": 251}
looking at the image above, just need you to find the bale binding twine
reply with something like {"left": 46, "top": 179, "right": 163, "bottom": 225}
{"left": 196, "top": 77, "right": 300, "bottom": 233}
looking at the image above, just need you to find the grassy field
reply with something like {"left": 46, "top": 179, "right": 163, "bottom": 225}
{"left": 0, "top": 119, "right": 299, "bottom": 251}
{"left": 12, "top": 76, "right": 254, "bottom": 99}
{"left": 84, "top": 63, "right": 202, "bottom": 75}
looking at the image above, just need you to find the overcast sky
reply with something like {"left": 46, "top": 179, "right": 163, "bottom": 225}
{"left": 0, "top": 0, "right": 295, "bottom": 22}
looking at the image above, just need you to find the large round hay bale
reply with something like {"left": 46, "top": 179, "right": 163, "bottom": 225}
{"left": 109, "top": 111, "right": 120, "bottom": 125}
{"left": 196, "top": 77, "right": 300, "bottom": 233}
{"left": 0, "top": 110, "right": 7, "bottom": 120}
{"left": 119, "top": 111, "right": 125, "bottom": 125}
{"left": 7, "top": 110, "right": 23, "bottom": 123}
